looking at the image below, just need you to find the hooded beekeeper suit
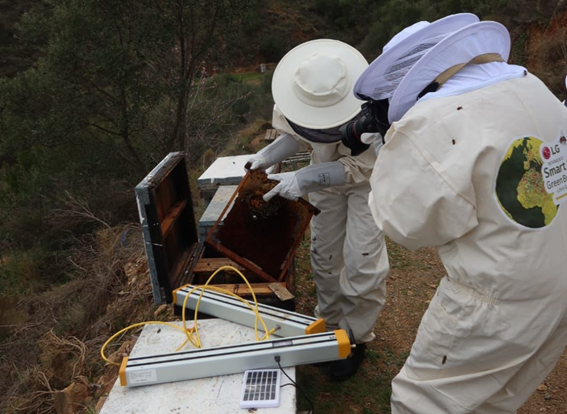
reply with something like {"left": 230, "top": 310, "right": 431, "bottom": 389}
{"left": 247, "top": 39, "right": 390, "bottom": 380}
{"left": 354, "top": 13, "right": 567, "bottom": 413}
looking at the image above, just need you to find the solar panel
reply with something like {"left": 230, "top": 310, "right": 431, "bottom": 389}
{"left": 240, "top": 369, "right": 281, "bottom": 409}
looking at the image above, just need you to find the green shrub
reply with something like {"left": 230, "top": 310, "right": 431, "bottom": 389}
{"left": 242, "top": 7, "right": 261, "bottom": 34}
{"left": 260, "top": 35, "right": 284, "bottom": 62}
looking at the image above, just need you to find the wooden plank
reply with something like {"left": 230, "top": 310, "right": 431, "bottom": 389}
{"left": 264, "top": 129, "right": 278, "bottom": 141}
{"left": 193, "top": 258, "right": 246, "bottom": 273}
{"left": 161, "top": 199, "right": 188, "bottom": 239}
{"left": 268, "top": 283, "right": 295, "bottom": 301}
{"left": 207, "top": 241, "right": 279, "bottom": 283}
{"left": 155, "top": 173, "right": 173, "bottom": 223}
{"left": 194, "top": 283, "right": 286, "bottom": 296}
{"left": 168, "top": 246, "right": 195, "bottom": 289}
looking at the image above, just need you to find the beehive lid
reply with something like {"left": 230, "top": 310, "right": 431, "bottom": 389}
{"left": 197, "top": 155, "right": 252, "bottom": 188}
{"left": 135, "top": 152, "right": 199, "bottom": 305}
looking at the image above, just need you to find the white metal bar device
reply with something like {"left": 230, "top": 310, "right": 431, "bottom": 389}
{"left": 119, "top": 330, "right": 351, "bottom": 387}
{"left": 172, "top": 285, "right": 326, "bottom": 338}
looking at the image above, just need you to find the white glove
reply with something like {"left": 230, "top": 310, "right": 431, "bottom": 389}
{"left": 360, "top": 133, "right": 377, "bottom": 144}
{"left": 247, "top": 133, "right": 302, "bottom": 171}
{"left": 264, "top": 162, "right": 346, "bottom": 201}
{"left": 361, "top": 132, "right": 384, "bottom": 155}
{"left": 263, "top": 172, "right": 301, "bottom": 201}
{"left": 247, "top": 154, "right": 270, "bottom": 170}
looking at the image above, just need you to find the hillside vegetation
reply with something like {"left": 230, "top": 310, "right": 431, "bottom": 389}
{"left": 1, "top": 1, "right": 567, "bottom": 413}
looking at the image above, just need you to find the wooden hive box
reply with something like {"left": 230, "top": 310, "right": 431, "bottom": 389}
{"left": 135, "top": 152, "right": 318, "bottom": 310}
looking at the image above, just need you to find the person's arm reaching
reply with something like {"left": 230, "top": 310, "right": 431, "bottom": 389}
{"left": 247, "top": 133, "right": 304, "bottom": 171}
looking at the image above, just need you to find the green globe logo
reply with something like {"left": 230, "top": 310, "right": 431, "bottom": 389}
{"left": 495, "top": 137, "right": 559, "bottom": 228}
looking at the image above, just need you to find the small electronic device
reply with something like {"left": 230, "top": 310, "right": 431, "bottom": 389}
{"left": 173, "top": 285, "right": 326, "bottom": 337}
{"left": 119, "top": 330, "right": 351, "bottom": 387}
{"left": 240, "top": 369, "right": 281, "bottom": 409}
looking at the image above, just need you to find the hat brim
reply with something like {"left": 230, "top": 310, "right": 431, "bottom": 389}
{"left": 354, "top": 13, "right": 479, "bottom": 101}
{"left": 389, "top": 21, "right": 511, "bottom": 122}
{"left": 272, "top": 39, "right": 368, "bottom": 129}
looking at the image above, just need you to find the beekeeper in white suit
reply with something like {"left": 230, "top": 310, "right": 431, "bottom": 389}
{"left": 354, "top": 13, "right": 567, "bottom": 413}
{"left": 248, "top": 39, "right": 390, "bottom": 380}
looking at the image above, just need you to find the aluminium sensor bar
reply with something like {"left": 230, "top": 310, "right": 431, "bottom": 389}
{"left": 172, "top": 285, "right": 326, "bottom": 338}
{"left": 119, "top": 330, "right": 351, "bottom": 387}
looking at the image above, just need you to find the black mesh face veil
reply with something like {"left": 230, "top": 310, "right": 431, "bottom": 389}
{"left": 286, "top": 114, "right": 362, "bottom": 144}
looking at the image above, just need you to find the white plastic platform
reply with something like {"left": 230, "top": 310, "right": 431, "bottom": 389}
{"left": 197, "top": 155, "right": 276, "bottom": 204}
{"left": 197, "top": 155, "right": 252, "bottom": 188}
{"left": 100, "top": 319, "right": 296, "bottom": 414}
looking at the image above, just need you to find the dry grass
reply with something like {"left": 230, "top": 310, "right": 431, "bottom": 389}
{"left": 0, "top": 216, "right": 151, "bottom": 413}
{"left": 529, "top": 31, "right": 567, "bottom": 95}
{"left": 5, "top": 332, "right": 89, "bottom": 414}
{"left": 6, "top": 367, "right": 56, "bottom": 414}
{"left": 525, "top": 10, "right": 567, "bottom": 98}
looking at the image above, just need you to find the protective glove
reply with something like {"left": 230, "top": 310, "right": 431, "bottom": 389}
{"left": 340, "top": 122, "right": 371, "bottom": 156}
{"left": 247, "top": 133, "right": 302, "bottom": 171}
{"left": 361, "top": 133, "right": 384, "bottom": 156}
{"left": 247, "top": 154, "right": 269, "bottom": 171}
{"left": 263, "top": 162, "right": 346, "bottom": 201}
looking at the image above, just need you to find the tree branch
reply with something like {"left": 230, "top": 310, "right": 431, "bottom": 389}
{"left": 85, "top": 122, "right": 122, "bottom": 137}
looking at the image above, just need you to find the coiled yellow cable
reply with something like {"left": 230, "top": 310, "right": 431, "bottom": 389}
{"left": 101, "top": 265, "right": 275, "bottom": 366}
{"left": 179, "top": 265, "right": 275, "bottom": 350}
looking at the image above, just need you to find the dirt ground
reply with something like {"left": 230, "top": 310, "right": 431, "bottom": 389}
{"left": 292, "top": 237, "right": 567, "bottom": 414}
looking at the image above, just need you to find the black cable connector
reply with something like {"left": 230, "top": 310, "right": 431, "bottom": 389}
{"left": 274, "top": 356, "right": 314, "bottom": 414}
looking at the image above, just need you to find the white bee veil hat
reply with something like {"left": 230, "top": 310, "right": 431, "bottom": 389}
{"left": 354, "top": 13, "right": 479, "bottom": 104}
{"left": 388, "top": 20, "right": 511, "bottom": 122}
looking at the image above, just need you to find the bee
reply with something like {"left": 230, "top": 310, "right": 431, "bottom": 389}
{"left": 560, "top": 136, "right": 567, "bottom": 146}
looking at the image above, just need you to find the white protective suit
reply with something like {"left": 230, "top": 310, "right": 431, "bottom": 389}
{"left": 370, "top": 73, "right": 567, "bottom": 413}
{"left": 272, "top": 105, "right": 390, "bottom": 343}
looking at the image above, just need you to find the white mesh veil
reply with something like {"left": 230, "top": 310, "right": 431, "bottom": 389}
{"left": 369, "top": 34, "right": 449, "bottom": 100}
{"left": 353, "top": 14, "right": 480, "bottom": 101}
{"left": 388, "top": 21, "right": 511, "bottom": 122}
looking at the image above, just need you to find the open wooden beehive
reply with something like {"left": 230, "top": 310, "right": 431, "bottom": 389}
{"left": 135, "top": 152, "right": 318, "bottom": 308}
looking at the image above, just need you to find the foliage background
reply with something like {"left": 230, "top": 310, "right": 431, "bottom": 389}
{"left": 1, "top": 0, "right": 567, "bottom": 412}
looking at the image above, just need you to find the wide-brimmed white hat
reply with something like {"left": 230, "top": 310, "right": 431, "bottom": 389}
{"left": 272, "top": 39, "right": 368, "bottom": 129}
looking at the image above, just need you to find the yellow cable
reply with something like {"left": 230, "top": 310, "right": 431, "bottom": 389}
{"left": 175, "top": 284, "right": 276, "bottom": 350}
{"left": 101, "top": 266, "right": 275, "bottom": 366}
{"left": 100, "top": 321, "right": 195, "bottom": 367}
{"left": 180, "top": 265, "right": 273, "bottom": 349}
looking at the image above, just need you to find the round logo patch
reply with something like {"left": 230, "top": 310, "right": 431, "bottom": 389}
{"left": 542, "top": 146, "right": 551, "bottom": 160}
{"left": 495, "top": 137, "right": 559, "bottom": 228}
